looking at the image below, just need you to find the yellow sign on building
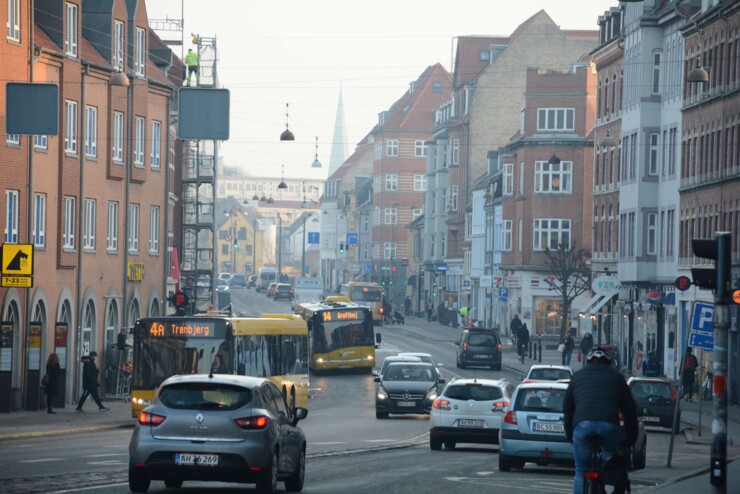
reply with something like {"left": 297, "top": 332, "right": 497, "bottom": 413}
{"left": 1, "top": 244, "right": 33, "bottom": 276}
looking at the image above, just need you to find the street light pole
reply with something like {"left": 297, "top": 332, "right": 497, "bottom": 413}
{"left": 277, "top": 213, "right": 282, "bottom": 278}
{"left": 301, "top": 213, "right": 307, "bottom": 277}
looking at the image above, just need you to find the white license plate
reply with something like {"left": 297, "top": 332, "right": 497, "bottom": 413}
{"left": 397, "top": 401, "right": 416, "bottom": 407}
{"left": 475, "top": 355, "right": 492, "bottom": 359}
{"left": 458, "top": 419, "right": 484, "bottom": 427}
{"left": 642, "top": 416, "right": 661, "bottom": 422}
{"left": 532, "top": 421, "right": 564, "bottom": 433}
{"left": 175, "top": 453, "right": 219, "bottom": 466}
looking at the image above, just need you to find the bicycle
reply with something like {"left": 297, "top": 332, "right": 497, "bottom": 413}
{"left": 700, "top": 370, "right": 713, "bottom": 401}
{"left": 582, "top": 434, "right": 602, "bottom": 494}
{"left": 582, "top": 434, "right": 630, "bottom": 494}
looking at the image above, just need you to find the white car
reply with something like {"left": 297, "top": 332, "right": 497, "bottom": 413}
{"left": 218, "top": 272, "right": 232, "bottom": 283}
{"left": 373, "top": 355, "right": 422, "bottom": 379}
{"left": 523, "top": 364, "right": 573, "bottom": 384}
{"left": 397, "top": 352, "right": 445, "bottom": 377}
{"left": 429, "top": 378, "right": 515, "bottom": 450}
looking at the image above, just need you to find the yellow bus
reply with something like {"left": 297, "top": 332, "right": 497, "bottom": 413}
{"left": 340, "top": 281, "right": 385, "bottom": 325}
{"left": 296, "top": 300, "right": 380, "bottom": 372}
{"left": 130, "top": 314, "right": 309, "bottom": 417}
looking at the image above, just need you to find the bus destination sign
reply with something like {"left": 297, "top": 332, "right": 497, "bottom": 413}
{"left": 145, "top": 319, "right": 223, "bottom": 338}
{"left": 322, "top": 310, "right": 363, "bottom": 322}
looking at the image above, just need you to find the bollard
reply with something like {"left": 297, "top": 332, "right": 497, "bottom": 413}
{"left": 538, "top": 337, "right": 542, "bottom": 362}
{"left": 528, "top": 341, "right": 533, "bottom": 359}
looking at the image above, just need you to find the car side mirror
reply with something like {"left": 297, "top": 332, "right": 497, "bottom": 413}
{"left": 374, "top": 376, "right": 381, "bottom": 383}
{"left": 438, "top": 377, "right": 446, "bottom": 384}
{"left": 371, "top": 370, "right": 379, "bottom": 377}
{"left": 454, "top": 341, "right": 460, "bottom": 346}
{"left": 292, "top": 407, "right": 309, "bottom": 425}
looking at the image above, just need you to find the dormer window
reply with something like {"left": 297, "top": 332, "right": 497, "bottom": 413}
{"left": 113, "top": 21, "right": 124, "bottom": 71}
{"left": 135, "top": 27, "right": 146, "bottom": 76}
{"left": 65, "top": 3, "right": 78, "bottom": 57}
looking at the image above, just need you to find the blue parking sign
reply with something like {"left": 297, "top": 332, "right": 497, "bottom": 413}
{"left": 499, "top": 287, "right": 508, "bottom": 302}
{"left": 689, "top": 302, "right": 714, "bottom": 351}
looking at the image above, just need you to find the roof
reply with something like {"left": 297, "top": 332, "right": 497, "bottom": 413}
{"left": 453, "top": 36, "right": 509, "bottom": 86}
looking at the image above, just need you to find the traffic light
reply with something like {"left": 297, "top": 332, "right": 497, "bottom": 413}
{"left": 692, "top": 235, "right": 731, "bottom": 303}
{"left": 339, "top": 242, "right": 345, "bottom": 254}
{"left": 171, "top": 290, "right": 189, "bottom": 310}
{"left": 380, "top": 278, "right": 386, "bottom": 286}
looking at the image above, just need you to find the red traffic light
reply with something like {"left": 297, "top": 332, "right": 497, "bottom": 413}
{"left": 173, "top": 291, "right": 189, "bottom": 308}
{"left": 674, "top": 276, "right": 692, "bottom": 292}
{"left": 391, "top": 265, "right": 397, "bottom": 273}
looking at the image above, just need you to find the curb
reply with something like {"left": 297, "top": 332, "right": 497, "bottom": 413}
{"left": 640, "top": 455, "right": 740, "bottom": 493}
{"left": 0, "top": 422, "right": 133, "bottom": 441}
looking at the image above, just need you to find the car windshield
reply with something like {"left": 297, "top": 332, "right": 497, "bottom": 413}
{"left": 631, "top": 382, "right": 672, "bottom": 401}
{"left": 444, "top": 384, "right": 503, "bottom": 401}
{"left": 515, "top": 388, "right": 566, "bottom": 412}
{"left": 160, "top": 383, "right": 251, "bottom": 411}
{"left": 467, "top": 332, "right": 496, "bottom": 346}
{"left": 381, "top": 358, "right": 419, "bottom": 375}
{"left": 528, "top": 368, "right": 571, "bottom": 381}
{"left": 383, "top": 365, "right": 434, "bottom": 382}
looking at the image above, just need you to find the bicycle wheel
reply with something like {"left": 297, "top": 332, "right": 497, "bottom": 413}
{"left": 583, "top": 477, "right": 601, "bottom": 494}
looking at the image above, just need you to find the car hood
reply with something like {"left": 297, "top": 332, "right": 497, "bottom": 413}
{"left": 380, "top": 380, "right": 436, "bottom": 393}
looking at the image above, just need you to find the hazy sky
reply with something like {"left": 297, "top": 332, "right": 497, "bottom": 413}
{"left": 146, "top": 0, "right": 619, "bottom": 181}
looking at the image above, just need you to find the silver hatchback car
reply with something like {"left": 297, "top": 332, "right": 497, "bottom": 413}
{"left": 128, "top": 374, "right": 308, "bottom": 493}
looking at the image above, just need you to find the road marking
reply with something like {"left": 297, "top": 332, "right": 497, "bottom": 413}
{"left": 364, "top": 439, "right": 395, "bottom": 443}
{"left": 81, "top": 453, "right": 126, "bottom": 458}
{"left": 19, "top": 458, "right": 66, "bottom": 463}
{"left": 88, "top": 460, "right": 126, "bottom": 465}
{"left": 312, "top": 441, "right": 347, "bottom": 445}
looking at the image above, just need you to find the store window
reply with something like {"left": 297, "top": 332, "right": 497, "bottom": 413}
{"left": 534, "top": 298, "right": 563, "bottom": 336}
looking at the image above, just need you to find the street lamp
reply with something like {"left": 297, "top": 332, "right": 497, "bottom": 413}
{"left": 280, "top": 103, "right": 295, "bottom": 141}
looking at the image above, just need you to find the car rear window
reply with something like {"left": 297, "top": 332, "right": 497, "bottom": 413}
{"left": 444, "top": 384, "right": 503, "bottom": 401}
{"left": 630, "top": 382, "right": 672, "bottom": 400}
{"left": 528, "top": 368, "right": 572, "bottom": 381}
{"left": 467, "top": 332, "right": 497, "bottom": 347}
{"left": 515, "top": 388, "right": 566, "bottom": 412}
{"left": 160, "top": 383, "right": 252, "bottom": 410}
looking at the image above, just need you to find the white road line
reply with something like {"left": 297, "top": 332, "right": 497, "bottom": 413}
{"left": 364, "top": 439, "right": 395, "bottom": 443}
{"left": 19, "top": 458, "right": 66, "bottom": 463}
{"left": 311, "top": 441, "right": 347, "bottom": 445}
{"left": 81, "top": 453, "right": 127, "bottom": 458}
{"left": 88, "top": 460, "right": 126, "bottom": 465}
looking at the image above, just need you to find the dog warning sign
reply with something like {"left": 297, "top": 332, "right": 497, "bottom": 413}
{"left": 2, "top": 244, "right": 33, "bottom": 276}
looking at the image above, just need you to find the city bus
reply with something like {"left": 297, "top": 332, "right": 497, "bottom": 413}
{"left": 257, "top": 267, "right": 277, "bottom": 292}
{"left": 340, "top": 281, "right": 385, "bottom": 325}
{"left": 296, "top": 300, "right": 380, "bottom": 372}
{"left": 130, "top": 314, "right": 309, "bottom": 417}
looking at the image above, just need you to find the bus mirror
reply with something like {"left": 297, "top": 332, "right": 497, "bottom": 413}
{"left": 375, "top": 333, "right": 382, "bottom": 344}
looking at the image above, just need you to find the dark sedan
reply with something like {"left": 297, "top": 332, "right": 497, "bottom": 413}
{"left": 273, "top": 283, "right": 294, "bottom": 301}
{"left": 374, "top": 362, "right": 445, "bottom": 419}
{"left": 628, "top": 377, "right": 680, "bottom": 432}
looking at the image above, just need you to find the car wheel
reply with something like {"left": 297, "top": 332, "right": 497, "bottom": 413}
{"left": 430, "top": 436, "right": 442, "bottom": 451}
{"left": 455, "top": 358, "right": 461, "bottom": 369}
{"left": 256, "top": 450, "right": 279, "bottom": 494}
{"left": 375, "top": 409, "right": 389, "bottom": 419}
{"left": 498, "top": 454, "right": 512, "bottom": 472}
{"left": 284, "top": 447, "right": 305, "bottom": 492}
{"left": 164, "top": 479, "right": 183, "bottom": 489}
{"left": 444, "top": 441, "right": 456, "bottom": 449}
{"left": 460, "top": 360, "right": 466, "bottom": 369}
{"left": 512, "top": 459, "right": 525, "bottom": 469}
{"left": 493, "top": 363, "right": 502, "bottom": 371}
{"left": 632, "top": 440, "right": 647, "bottom": 470}
{"left": 128, "top": 463, "right": 150, "bottom": 493}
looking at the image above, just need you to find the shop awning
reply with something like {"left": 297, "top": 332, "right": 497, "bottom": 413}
{"left": 577, "top": 294, "right": 601, "bottom": 314}
{"left": 588, "top": 295, "right": 612, "bottom": 315}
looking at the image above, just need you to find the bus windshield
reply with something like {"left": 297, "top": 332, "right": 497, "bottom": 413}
{"left": 311, "top": 311, "right": 374, "bottom": 353}
{"left": 349, "top": 286, "right": 381, "bottom": 302}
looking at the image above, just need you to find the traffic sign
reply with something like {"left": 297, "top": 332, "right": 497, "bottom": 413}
{"left": 1, "top": 276, "right": 32, "bottom": 288}
{"left": 346, "top": 233, "right": 358, "bottom": 245}
{"left": 307, "top": 232, "right": 320, "bottom": 244}
{"left": 1, "top": 244, "right": 33, "bottom": 276}
{"left": 675, "top": 276, "right": 692, "bottom": 292}
{"left": 689, "top": 302, "right": 714, "bottom": 351}
{"left": 499, "top": 287, "right": 508, "bottom": 302}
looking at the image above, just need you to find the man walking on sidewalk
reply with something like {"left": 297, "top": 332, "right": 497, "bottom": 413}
{"left": 76, "top": 352, "right": 110, "bottom": 412}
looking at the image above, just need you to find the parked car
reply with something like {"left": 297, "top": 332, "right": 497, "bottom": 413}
{"left": 627, "top": 376, "right": 680, "bottom": 432}
{"left": 373, "top": 355, "right": 422, "bottom": 379}
{"left": 498, "top": 381, "right": 647, "bottom": 472}
{"left": 429, "top": 378, "right": 515, "bottom": 450}
{"left": 218, "top": 272, "right": 232, "bottom": 283}
{"left": 523, "top": 364, "right": 573, "bottom": 383}
{"left": 273, "top": 283, "right": 294, "bottom": 301}
{"left": 266, "top": 282, "right": 278, "bottom": 297}
{"left": 216, "top": 279, "right": 230, "bottom": 293}
{"left": 397, "top": 352, "right": 445, "bottom": 377}
{"left": 374, "top": 362, "right": 445, "bottom": 419}
{"left": 229, "top": 274, "right": 248, "bottom": 288}
{"left": 248, "top": 275, "right": 258, "bottom": 288}
{"left": 128, "top": 374, "right": 308, "bottom": 493}
{"left": 455, "top": 329, "right": 502, "bottom": 370}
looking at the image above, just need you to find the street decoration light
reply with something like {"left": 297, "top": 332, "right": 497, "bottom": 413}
{"left": 280, "top": 103, "right": 295, "bottom": 141}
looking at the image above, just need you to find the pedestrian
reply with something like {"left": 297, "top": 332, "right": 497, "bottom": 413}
{"left": 76, "top": 351, "right": 110, "bottom": 412}
{"left": 510, "top": 313, "right": 522, "bottom": 339}
{"left": 682, "top": 347, "right": 699, "bottom": 401}
{"left": 560, "top": 330, "right": 575, "bottom": 366}
{"left": 578, "top": 332, "right": 594, "bottom": 368}
{"left": 517, "top": 323, "right": 530, "bottom": 363}
{"left": 404, "top": 295, "right": 411, "bottom": 317}
{"left": 426, "top": 302, "right": 433, "bottom": 322}
{"left": 459, "top": 305, "right": 469, "bottom": 328}
{"left": 383, "top": 300, "right": 393, "bottom": 324}
{"left": 184, "top": 48, "right": 200, "bottom": 87}
{"left": 44, "top": 352, "right": 61, "bottom": 414}
{"left": 642, "top": 351, "right": 661, "bottom": 377}
{"left": 437, "top": 302, "right": 445, "bottom": 326}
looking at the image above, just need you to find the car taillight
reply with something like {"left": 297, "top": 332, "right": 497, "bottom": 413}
{"left": 497, "top": 343, "right": 502, "bottom": 350}
{"left": 492, "top": 400, "right": 509, "bottom": 412}
{"left": 462, "top": 341, "right": 467, "bottom": 353}
{"left": 235, "top": 416, "right": 270, "bottom": 429}
{"left": 670, "top": 384, "right": 677, "bottom": 402}
{"left": 138, "top": 412, "right": 166, "bottom": 426}
{"left": 432, "top": 399, "right": 451, "bottom": 411}
{"left": 503, "top": 410, "right": 517, "bottom": 425}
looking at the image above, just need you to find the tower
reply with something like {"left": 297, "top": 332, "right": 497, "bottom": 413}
{"left": 328, "top": 83, "right": 349, "bottom": 177}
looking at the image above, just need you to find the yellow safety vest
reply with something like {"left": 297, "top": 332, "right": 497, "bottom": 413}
{"left": 184, "top": 51, "right": 199, "bottom": 67}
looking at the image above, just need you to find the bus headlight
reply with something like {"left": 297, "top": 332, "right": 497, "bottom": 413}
{"left": 316, "top": 358, "right": 325, "bottom": 364}
{"left": 366, "top": 355, "right": 374, "bottom": 361}
{"left": 377, "top": 387, "right": 388, "bottom": 400}
{"left": 133, "top": 397, "right": 151, "bottom": 407}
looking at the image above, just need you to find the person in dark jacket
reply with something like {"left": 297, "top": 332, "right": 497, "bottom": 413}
{"left": 560, "top": 330, "right": 575, "bottom": 366}
{"left": 564, "top": 346, "right": 639, "bottom": 494}
{"left": 517, "top": 323, "right": 530, "bottom": 362}
{"left": 76, "top": 351, "right": 110, "bottom": 412}
{"left": 44, "top": 353, "right": 61, "bottom": 414}
{"left": 578, "top": 332, "right": 594, "bottom": 368}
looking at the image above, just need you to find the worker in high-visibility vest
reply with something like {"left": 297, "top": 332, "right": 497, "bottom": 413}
{"left": 184, "top": 48, "right": 200, "bottom": 87}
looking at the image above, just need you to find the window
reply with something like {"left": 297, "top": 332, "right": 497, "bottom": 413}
{"left": 503, "top": 163, "right": 513, "bottom": 195}
{"left": 648, "top": 133, "right": 659, "bottom": 176}
{"left": 135, "top": 27, "right": 146, "bottom": 76}
{"left": 128, "top": 204, "right": 140, "bottom": 252}
{"left": 432, "top": 82, "right": 443, "bottom": 94}
{"left": 385, "top": 174, "right": 398, "bottom": 191}
{"left": 65, "top": 100, "right": 78, "bottom": 154}
{"left": 646, "top": 212, "right": 657, "bottom": 255}
{"left": 533, "top": 219, "right": 571, "bottom": 251}
{"left": 414, "top": 140, "right": 428, "bottom": 158}
{"left": 451, "top": 138, "right": 459, "bottom": 165}
{"left": 84, "top": 199, "right": 96, "bottom": 250}
{"left": 113, "top": 20, "right": 124, "bottom": 70}
{"left": 7, "top": 0, "right": 20, "bottom": 40}
{"left": 384, "top": 208, "right": 397, "bottom": 225}
{"left": 383, "top": 242, "right": 396, "bottom": 260}
{"left": 65, "top": 3, "right": 78, "bottom": 57}
{"left": 5, "top": 190, "right": 19, "bottom": 243}
{"left": 385, "top": 139, "right": 399, "bottom": 157}
{"left": 652, "top": 51, "right": 661, "bottom": 94}
{"left": 414, "top": 174, "right": 427, "bottom": 192}
{"left": 535, "top": 161, "right": 572, "bottom": 193}
{"left": 450, "top": 185, "right": 458, "bottom": 210}
{"left": 32, "top": 193, "right": 46, "bottom": 247}
{"left": 63, "top": 196, "right": 76, "bottom": 249}
{"left": 666, "top": 209, "right": 675, "bottom": 257}
{"left": 479, "top": 49, "right": 490, "bottom": 62}
{"left": 85, "top": 106, "right": 97, "bottom": 158}
{"left": 519, "top": 162, "right": 524, "bottom": 194}
{"left": 537, "top": 108, "right": 575, "bottom": 131}
{"left": 151, "top": 120, "right": 161, "bottom": 168}
{"left": 34, "top": 135, "right": 48, "bottom": 150}
{"left": 501, "top": 220, "right": 512, "bottom": 251}
{"left": 134, "top": 117, "right": 145, "bottom": 166}
{"left": 6, "top": 133, "right": 19, "bottom": 145}
{"left": 112, "top": 112, "right": 124, "bottom": 162}
{"left": 149, "top": 206, "right": 160, "bottom": 253}
{"left": 412, "top": 208, "right": 422, "bottom": 219}
{"left": 107, "top": 202, "right": 118, "bottom": 251}
{"left": 361, "top": 216, "right": 369, "bottom": 233}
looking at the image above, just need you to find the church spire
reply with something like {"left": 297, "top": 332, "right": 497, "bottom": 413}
{"left": 328, "top": 82, "right": 349, "bottom": 176}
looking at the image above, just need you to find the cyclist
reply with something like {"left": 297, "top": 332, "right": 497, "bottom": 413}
{"left": 563, "top": 346, "right": 638, "bottom": 494}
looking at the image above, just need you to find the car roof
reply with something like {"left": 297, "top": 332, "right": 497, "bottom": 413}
{"left": 161, "top": 374, "right": 267, "bottom": 387}
{"left": 385, "top": 361, "right": 433, "bottom": 368}
{"left": 446, "top": 377, "right": 509, "bottom": 386}
{"left": 397, "top": 352, "right": 432, "bottom": 358}
{"left": 627, "top": 377, "right": 673, "bottom": 384}
{"left": 383, "top": 356, "right": 422, "bottom": 363}
{"left": 516, "top": 381, "right": 570, "bottom": 390}
{"left": 277, "top": 283, "right": 291, "bottom": 287}
{"left": 527, "top": 364, "right": 572, "bottom": 372}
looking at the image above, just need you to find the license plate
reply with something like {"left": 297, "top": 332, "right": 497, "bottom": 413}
{"left": 475, "top": 355, "right": 492, "bottom": 359}
{"left": 532, "top": 421, "right": 564, "bottom": 433}
{"left": 175, "top": 453, "right": 219, "bottom": 466}
{"left": 397, "top": 401, "right": 416, "bottom": 407}
{"left": 642, "top": 416, "right": 660, "bottom": 422}
{"left": 458, "top": 419, "right": 484, "bottom": 427}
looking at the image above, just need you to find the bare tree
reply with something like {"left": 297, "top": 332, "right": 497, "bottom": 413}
{"left": 543, "top": 242, "right": 591, "bottom": 338}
